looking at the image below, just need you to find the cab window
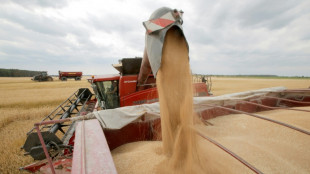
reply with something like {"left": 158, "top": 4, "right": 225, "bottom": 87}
{"left": 94, "top": 80, "right": 119, "bottom": 109}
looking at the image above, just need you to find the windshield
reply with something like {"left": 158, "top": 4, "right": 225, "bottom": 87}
{"left": 93, "top": 80, "right": 119, "bottom": 109}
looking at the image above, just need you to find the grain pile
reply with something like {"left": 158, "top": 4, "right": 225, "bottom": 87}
{"left": 194, "top": 106, "right": 310, "bottom": 173}
{"left": 112, "top": 141, "right": 165, "bottom": 174}
{"left": 112, "top": 106, "right": 310, "bottom": 174}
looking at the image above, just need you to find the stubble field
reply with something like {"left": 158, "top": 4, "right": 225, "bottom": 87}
{"left": 0, "top": 76, "right": 309, "bottom": 173}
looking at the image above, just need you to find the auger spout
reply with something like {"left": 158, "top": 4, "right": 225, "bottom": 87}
{"left": 137, "top": 7, "right": 187, "bottom": 87}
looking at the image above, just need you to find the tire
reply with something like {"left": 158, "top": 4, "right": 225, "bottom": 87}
{"left": 61, "top": 77, "right": 67, "bottom": 81}
{"left": 47, "top": 77, "right": 53, "bottom": 81}
{"left": 75, "top": 77, "right": 81, "bottom": 81}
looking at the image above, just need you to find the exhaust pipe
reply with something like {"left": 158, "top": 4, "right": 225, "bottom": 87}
{"left": 137, "top": 48, "right": 152, "bottom": 86}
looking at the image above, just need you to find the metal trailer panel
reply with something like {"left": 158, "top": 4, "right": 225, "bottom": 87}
{"left": 72, "top": 119, "right": 117, "bottom": 174}
{"left": 59, "top": 72, "right": 82, "bottom": 76}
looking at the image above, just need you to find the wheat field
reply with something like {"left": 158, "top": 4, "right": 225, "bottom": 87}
{"left": 0, "top": 77, "right": 90, "bottom": 173}
{"left": 0, "top": 76, "right": 309, "bottom": 173}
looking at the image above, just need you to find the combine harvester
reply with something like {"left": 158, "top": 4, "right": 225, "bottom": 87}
{"left": 20, "top": 57, "right": 211, "bottom": 173}
{"left": 21, "top": 7, "right": 310, "bottom": 174}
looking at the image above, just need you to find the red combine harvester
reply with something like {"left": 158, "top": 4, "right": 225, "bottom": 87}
{"left": 59, "top": 71, "right": 83, "bottom": 81}
{"left": 20, "top": 57, "right": 210, "bottom": 173}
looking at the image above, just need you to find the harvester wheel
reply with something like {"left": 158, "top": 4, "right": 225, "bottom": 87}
{"left": 47, "top": 77, "right": 53, "bottom": 81}
{"left": 75, "top": 77, "right": 81, "bottom": 81}
{"left": 61, "top": 77, "right": 67, "bottom": 81}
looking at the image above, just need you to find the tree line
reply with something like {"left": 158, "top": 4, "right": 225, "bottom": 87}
{"left": 0, "top": 68, "right": 44, "bottom": 77}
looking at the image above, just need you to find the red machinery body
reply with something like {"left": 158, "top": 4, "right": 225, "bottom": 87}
{"left": 90, "top": 74, "right": 210, "bottom": 109}
{"left": 88, "top": 58, "right": 210, "bottom": 110}
{"left": 59, "top": 71, "right": 83, "bottom": 81}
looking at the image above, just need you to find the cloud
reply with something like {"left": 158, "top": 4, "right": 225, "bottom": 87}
{"left": 185, "top": 0, "right": 310, "bottom": 76}
{"left": 0, "top": 0, "right": 309, "bottom": 76}
{"left": 238, "top": 0, "right": 301, "bottom": 29}
{"left": 3, "top": 0, "right": 68, "bottom": 9}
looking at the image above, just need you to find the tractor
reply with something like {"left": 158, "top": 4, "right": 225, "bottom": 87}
{"left": 31, "top": 71, "right": 53, "bottom": 82}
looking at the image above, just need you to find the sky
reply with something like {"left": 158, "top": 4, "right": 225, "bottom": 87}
{"left": 0, "top": 0, "right": 309, "bottom": 76}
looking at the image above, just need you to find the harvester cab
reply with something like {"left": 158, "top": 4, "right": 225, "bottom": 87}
{"left": 89, "top": 57, "right": 158, "bottom": 110}
{"left": 90, "top": 77, "right": 121, "bottom": 109}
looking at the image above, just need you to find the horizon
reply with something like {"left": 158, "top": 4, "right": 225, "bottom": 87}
{"left": 1, "top": 68, "right": 309, "bottom": 78}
